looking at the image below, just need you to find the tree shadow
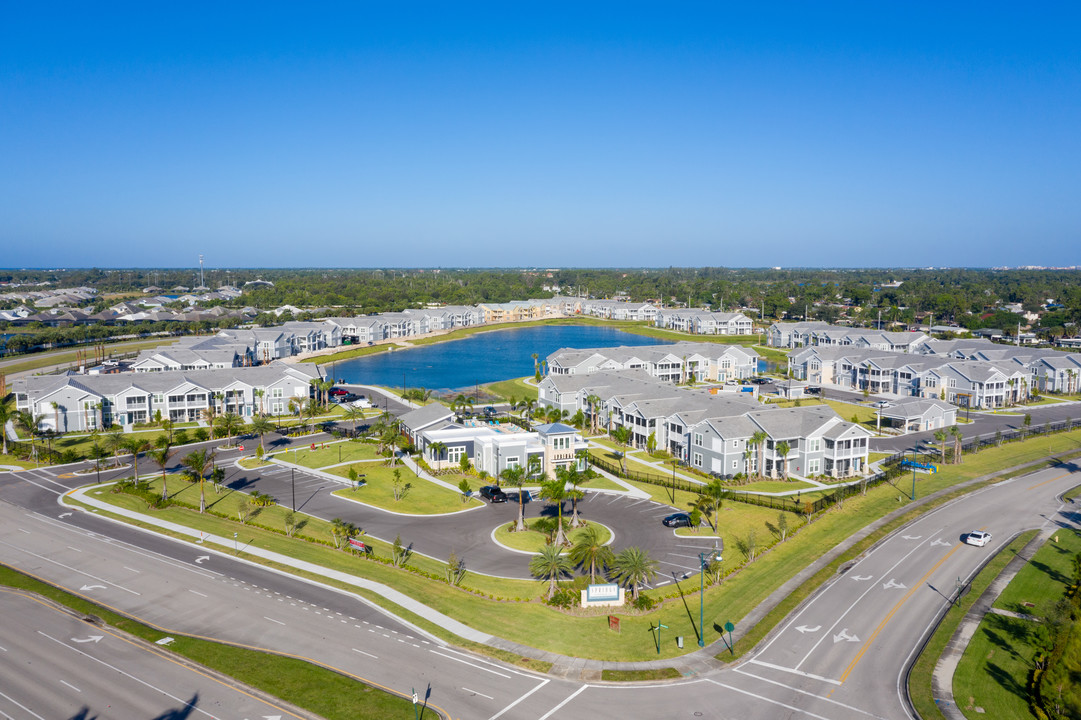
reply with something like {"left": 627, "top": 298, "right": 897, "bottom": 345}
{"left": 984, "top": 662, "right": 1028, "bottom": 703}
{"left": 1028, "top": 559, "right": 1071, "bottom": 587}
{"left": 66, "top": 692, "right": 201, "bottom": 720}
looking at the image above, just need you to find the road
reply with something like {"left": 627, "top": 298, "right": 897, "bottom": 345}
{"left": 0, "top": 588, "right": 304, "bottom": 720}
{"left": 0, "top": 395, "right": 1079, "bottom": 717}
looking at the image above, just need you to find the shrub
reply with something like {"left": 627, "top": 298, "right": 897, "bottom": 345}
{"left": 632, "top": 593, "right": 656, "bottom": 611}
{"left": 547, "top": 587, "right": 577, "bottom": 609}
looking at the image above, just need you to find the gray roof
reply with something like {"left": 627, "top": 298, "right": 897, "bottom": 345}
{"left": 398, "top": 402, "right": 455, "bottom": 432}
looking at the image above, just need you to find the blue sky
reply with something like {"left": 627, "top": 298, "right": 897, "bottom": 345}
{"left": 2, "top": 2, "right": 1078, "bottom": 268}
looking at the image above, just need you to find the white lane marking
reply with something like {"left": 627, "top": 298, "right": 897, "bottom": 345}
{"left": 0, "top": 689, "right": 46, "bottom": 719}
{"left": 352, "top": 648, "right": 378, "bottom": 659}
{"left": 538, "top": 685, "right": 587, "bottom": 720}
{"left": 705, "top": 678, "right": 835, "bottom": 719}
{"left": 18, "top": 529, "right": 31, "bottom": 534}
{"left": 733, "top": 667, "right": 888, "bottom": 719}
{"left": 746, "top": 659, "right": 841, "bottom": 686}
{"left": 0, "top": 645, "right": 5, "bottom": 652}
{"left": 123, "top": 566, "right": 141, "bottom": 573}
{"left": 462, "top": 687, "right": 494, "bottom": 700}
{"left": 38, "top": 632, "right": 222, "bottom": 719}
{"left": 430, "top": 650, "right": 511, "bottom": 678}
{"left": 263, "top": 616, "right": 285, "bottom": 626}
{"left": 487, "top": 678, "right": 549, "bottom": 720}
{"left": 0, "top": 540, "right": 141, "bottom": 595}
{"left": 65, "top": 546, "right": 82, "bottom": 552}
{"left": 189, "top": 590, "right": 208, "bottom": 598}
{"left": 59, "top": 680, "right": 81, "bottom": 693}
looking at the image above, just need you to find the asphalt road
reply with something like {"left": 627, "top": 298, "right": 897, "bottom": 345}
{"left": 0, "top": 589, "right": 301, "bottom": 720}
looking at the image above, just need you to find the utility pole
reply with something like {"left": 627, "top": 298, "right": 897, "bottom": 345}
{"left": 198, "top": 254, "right": 205, "bottom": 288}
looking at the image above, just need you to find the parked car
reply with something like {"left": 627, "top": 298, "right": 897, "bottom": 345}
{"left": 872, "top": 400, "right": 891, "bottom": 409}
{"left": 483, "top": 406, "right": 497, "bottom": 416}
{"left": 965, "top": 531, "right": 992, "bottom": 547}
{"left": 329, "top": 388, "right": 350, "bottom": 397}
{"left": 663, "top": 512, "right": 693, "bottom": 528}
{"left": 479, "top": 486, "right": 508, "bottom": 503}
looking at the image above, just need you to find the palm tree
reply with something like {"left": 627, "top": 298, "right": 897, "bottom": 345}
{"left": 160, "top": 418, "right": 175, "bottom": 444}
{"left": 303, "top": 398, "right": 320, "bottom": 432}
{"left": 611, "top": 425, "right": 632, "bottom": 473}
{"left": 253, "top": 388, "right": 266, "bottom": 415}
{"left": 17, "top": 411, "right": 46, "bottom": 463}
{"left": 148, "top": 444, "right": 175, "bottom": 502}
{"left": 529, "top": 543, "right": 573, "bottom": 599}
{"left": 584, "top": 394, "right": 601, "bottom": 434}
{"left": 427, "top": 440, "right": 447, "bottom": 466}
{"left": 612, "top": 546, "right": 659, "bottom": 601}
{"left": 776, "top": 441, "right": 791, "bottom": 480}
{"left": 700, "top": 479, "right": 729, "bottom": 531}
{"left": 501, "top": 465, "right": 528, "bottom": 531}
{"left": 933, "top": 430, "right": 948, "bottom": 465}
{"left": 105, "top": 428, "right": 126, "bottom": 468}
{"left": 181, "top": 448, "right": 216, "bottom": 513}
{"left": 341, "top": 405, "right": 365, "bottom": 436}
{"left": 569, "top": 526, "right": 614, "bottom": 584}
{"left": 950, "top": 425, "right": 963, "bottom": 464}
{"left": 249, "top": 414, "right": 274, "bottom": 454}
{"left": 0, "top": 401, "right": 12, "bottom": 456}
{"left": 540, "top": 477, "right": 569, "bottom": 547}
{"left": 88, "top": 442, "right": 109, "bottom": 472}
{"left": 201, "top": 405, "right": 218, "bottom": 439}
{"left": 750, "top": 430, "right": 768, "bottom": 480}
{"left": 124, "top": 437, "right": 151, "bottom": 480}
{"left": 216, "top": 412, "right": 244, "bottom": 447}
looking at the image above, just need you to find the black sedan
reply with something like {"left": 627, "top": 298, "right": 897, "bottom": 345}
{"left": 663, "top": 512, "right": 693, "bottom": 528}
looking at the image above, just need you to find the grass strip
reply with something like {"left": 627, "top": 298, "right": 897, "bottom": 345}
{"left": 600, "top": 668, "right": 681, "bottom": 681}
{"left": 0, "top": 563, "right": 426, "bottom": 719}
{"left": 907, "top": 531, "right": 1038, "bottom": 720}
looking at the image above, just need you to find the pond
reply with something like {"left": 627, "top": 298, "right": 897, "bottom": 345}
{"left": 330, "top": 325, "right": 669, "bottom": 391}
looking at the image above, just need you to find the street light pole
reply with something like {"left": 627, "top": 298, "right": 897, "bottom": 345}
{"left": 698, "top": 551, "right": 707, "bottom": 647}
{"left": 910, "top": 445, "right": 917, "bottom": 501}
{"left": 291, "top": 468, "right": 296, "bottom": 512}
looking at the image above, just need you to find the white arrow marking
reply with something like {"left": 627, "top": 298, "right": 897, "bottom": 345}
{"left": 883, "top": 579, "right": 907, "bottom": 590}
{"left": 71, "top": 635, "right": 103, "bottom": 644}
{"left": 263, "top": 716, "right": 282, "bottom": 719}
{"left": 901, "top": 535, "right": 922, "bottom": 540}
{"left": 795, "top": 625, "right": 821, "bottom": 634}
{"left": 850, "top": 575, "right": 873, "bottom": 582}
{"left": 833, "top": 628, "right": 859, "bottom": 643}
{"left": 931, "top": 538, "right": 951, "bottom": 547}
{"left": 58, "top": 512, "right": 72, "bottom": 519}
{"left": 195, "top": 555, "right": 210, "bottom": 564}
{"left": 80, "top": 584, "right": 106, "bottom": 592}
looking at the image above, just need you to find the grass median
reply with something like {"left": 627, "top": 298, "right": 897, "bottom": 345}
{"left": 327, "top": 464, "right": 483, "bottom": 514}
{"left": 0, "top": 564, "right": 425, "bottom": 719}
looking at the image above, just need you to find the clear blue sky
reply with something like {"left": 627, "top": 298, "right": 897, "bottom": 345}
{"left": 2, "top": 2, "right": 1078, "bottom": 268}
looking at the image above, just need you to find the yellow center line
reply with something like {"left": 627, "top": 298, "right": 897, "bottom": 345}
{"left": 1026, "top": 471, "right": 1072, "bottom": 491}
{"left": 839, "top": 543, "right": 961, "bottom": 684}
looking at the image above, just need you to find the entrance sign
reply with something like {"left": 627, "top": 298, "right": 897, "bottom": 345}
{"left": 582, "top": 583, "right": 624, "bottom": 608}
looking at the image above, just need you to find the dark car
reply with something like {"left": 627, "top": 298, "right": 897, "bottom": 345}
{"left": 663, "top": 512, "right": 693, "bottom": 528}
{"left": 483, "top": 405, "right": 497, "bottom": 416}
{"left": 479, "top": 485, "right": 508, "bottom": 503}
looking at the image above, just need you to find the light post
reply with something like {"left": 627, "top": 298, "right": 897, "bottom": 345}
{"left": 910, "top": 444, "right": 917, "bottom": 501}
{"left": 233, "top": 532, "right": 238, "bottom": 554}
{"left": 291, "top": 468, "right": 296, "bottom": 512}
{"left": 698, "top": 543, "right": 722, "bottom": 647}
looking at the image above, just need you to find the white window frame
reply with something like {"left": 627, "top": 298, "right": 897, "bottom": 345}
{"left": 693, "top": 452, "right": 703, "bottom": 467}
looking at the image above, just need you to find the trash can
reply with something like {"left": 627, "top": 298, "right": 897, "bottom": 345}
{"left": 677, "top": 636, "right": 683, "bottom": 649}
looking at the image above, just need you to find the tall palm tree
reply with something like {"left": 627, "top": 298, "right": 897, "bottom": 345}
{"left": 540, "top": 477, "right": 569, "bottom": 547}
{"left": 750, "top": 431, "right": 768, "bottom": 480}
{"left": 611, "top": 425, "right": 631, "bottom": 473}
{"left": 341, "top": 405, "right": 365, "bottom": 436}
{"left": 776, "top": 441, "right": 791, "bottom": 480}
{"left": 201, "top": 405, "right": 218, "bottom": 439}
{"left": 124, "top": 437, "right": 151, "bottom": 480}
{"left": 148, "top": 443, "right": 175, "bottom": 502}
{"left": 17, "top": 411, "right": 46, "bottom": 463}
{"left": 181, "top": 448, "right": 217, "bottom": 513}
{"left": 88, "top": 442, "right": 109, "bottom": 472}
{"left": 253, "top": 388, "right": 266, "bottom": 415}
{"left": 105, "top": 428, "right": 126, "bottom": 468}
{"left": 426, "top": 440, "right": 447, "bottom": 466}
{"left": 933, "top": 430, "right": 948, "bottom": 465}
{"left": 249, "top": 414, "right": 274, "bottom": 454}
{"left": 501, "top": 465, "right": 527, "bottom": 531}
{"left": 584, "top": 393, "right": 601, "bottom": 434}
{"left": 612, "top": 546, "right": 659, "bottom": 600}
{"left": 700, "top": 478, "right": 729, "bottom": 531}
{"left": 528, "top": 543, "right": 573, "bottom": 599}
{"left": 0, "top": 401, "right": 12, "bottom": 456}
{"left": 949, "top": 425, "right": 963, "bottom": 464}
{"left": 569, "top": 526, "right": 614, "bottom": 584}
{"left": 216, "top": 412, "right": 244, "bottom": 447}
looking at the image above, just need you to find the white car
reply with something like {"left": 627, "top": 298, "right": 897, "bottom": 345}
{"left": 965, "top": 531, "right": 992, "bottom": 547}
{"left": 872, "top": 400, "right": 891, "bottom": 409}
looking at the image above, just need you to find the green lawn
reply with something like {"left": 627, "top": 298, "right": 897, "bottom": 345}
{"left": 993, "top": 528, "right": 1081, "bottom": 615}
{"left": 0, "top": 564, "right": 420, "bottom": 720}
{"left": 0, "top": 454, "right": 38, "bottom": 469}
{"left": 823, "top": 399, "right": 878, "bottom": 424}
{"left": 272, "top": 440, "right": 383, "bottom": 468}
{"left": 493, "top": 520, "right": 612, "bottom": 553}
{"left": 954, "top": 613, "right": 1040, "bottom": 719}
{"left": 73, "top": 429, "right": 1081, "bottom": 663}
{"left": 485, "top": 377, "right": 537, "bottom": 403}
{"left": 327, "top": 462, "right": 482, "bottom": 514}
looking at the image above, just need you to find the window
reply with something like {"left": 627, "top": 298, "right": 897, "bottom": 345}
{"left": 153, "top": 394, "right": 164, "bottom": 404}
{"left": 272, "top": 387, "right": 284, "bottom": 398}
{"left": 693, "top": 432, "right": 703, "bottom": 447}
{"left": 807, "top": 438, "right": 821, "bottom": 453}
{"left": 447, "top": 446, "right": 464, "bottom": 464}
{"left": 693, "top": 452, "right": 703, "bottom": 467}
{"left": 272, "top": 402, "right": 283, "bottom": 414}
{"left": 808, "top": 459, "right": 821, "bottom": 474}
{"left": 505, "top": 456, "right": 520, "bottom": 468}
{"left": 731, "top": 460, "right": 738, "bottom": 469}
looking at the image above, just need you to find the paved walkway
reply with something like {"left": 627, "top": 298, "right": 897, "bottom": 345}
{"left": 62, "top": 448, "right": 1081, "bottom": 683}
{"left": 931, "top": 530, "right": 1051, "bottom": 720}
